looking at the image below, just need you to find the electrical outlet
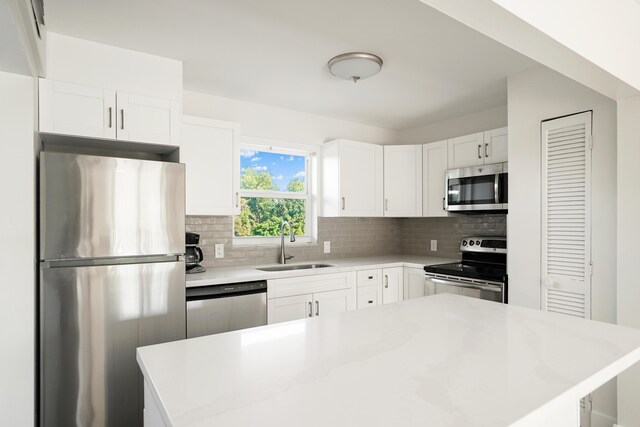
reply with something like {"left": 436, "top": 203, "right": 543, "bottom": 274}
{"left": 215, "top": 244, "right": 224, "bottom": 259}
{"left": 324, "top": 241, "right": 331, "bottom": 254}
{"left": 430, "top": 240, "right": 437, "bottom": 252}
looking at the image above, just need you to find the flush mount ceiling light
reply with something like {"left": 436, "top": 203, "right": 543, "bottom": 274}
{"left": 327, "top": 52, "right": 383, "bottom": 83}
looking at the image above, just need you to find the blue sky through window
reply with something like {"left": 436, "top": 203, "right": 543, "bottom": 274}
{"left": 240, "top": 149, "right": 306, "bottom": 191}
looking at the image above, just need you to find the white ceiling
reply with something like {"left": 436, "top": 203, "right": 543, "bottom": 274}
{"left": 44, "top": 0, "right": 535, "bottom": 130}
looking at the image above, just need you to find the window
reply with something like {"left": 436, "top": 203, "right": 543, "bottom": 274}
{"left": 234, "top": 145, "right": 313, "bottom": 244}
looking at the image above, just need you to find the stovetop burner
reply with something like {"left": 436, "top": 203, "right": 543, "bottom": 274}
{"left": 424, "top": 236, "right": 507, "bottom": 283}
{"left": 424, "top": 261, "right": 506, "bottom": 282}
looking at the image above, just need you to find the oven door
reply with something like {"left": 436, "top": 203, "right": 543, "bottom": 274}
{"left": 425, "top": 274, "right": 504, "bottom": 303}
{"left": 445, "top": 164, "right": 505, "bottom": 212}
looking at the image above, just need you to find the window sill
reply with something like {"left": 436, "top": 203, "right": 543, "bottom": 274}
{"left": 232, "top": 237, "right": 316, "bottom": 248}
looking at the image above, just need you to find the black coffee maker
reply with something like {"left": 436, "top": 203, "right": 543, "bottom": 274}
{"left": 185, "top": 232, "right": 206, "bottom": 274}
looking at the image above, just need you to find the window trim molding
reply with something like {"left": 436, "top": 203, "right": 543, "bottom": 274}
{"left": 233, "top": 137, "right": 319, "bottom": 245}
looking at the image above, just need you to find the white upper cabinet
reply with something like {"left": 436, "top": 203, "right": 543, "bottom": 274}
{"left": 483, "top": 127, "right": 508, "bottom": 164}
{"left": 39, "top": 78, "right": 180, "bottom": 146}
{"left": 448, "top": 132, "right": 485, "bottom": 168}
{"left": 116, "top": 92, "right": 180, "bottom": 145}
{"left": 181, "top": 116, "right": 240, "bottom": 216}
{"left": 383, "top": 145, "right": 423, "bottom": 217}
{"left": 447, "top": 128, "right": 508, "bottom": 168}
{"left": 322, "top": 139, "right": 383, "bottom": 217}
{"left": 39, "top": 79, "right": 116, "bottom": 139}
{"left": 422, "top": 140, "right": 449, "bottom": 217}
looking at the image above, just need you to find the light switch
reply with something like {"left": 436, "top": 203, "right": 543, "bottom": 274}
{"left": 430, "top": 240, "right": 437, "bottom": 252}
{"left": 215, "top": 244, "right": 224, "bottom": 259}
{"left": 324, "top": 241, "right": 331, "bottom": 254}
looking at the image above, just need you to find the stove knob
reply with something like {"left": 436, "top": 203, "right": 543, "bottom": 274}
{"left": 476, "top": 240, "right": 481, "bottom": 246}
{"left": 462, "top": 240, "right": 468, "bottom": 246}
{"left": 469, "top": 240, "right": 474, "bottom": 246}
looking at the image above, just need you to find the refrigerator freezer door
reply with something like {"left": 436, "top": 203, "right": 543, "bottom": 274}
{"left": 40, "top": 261, "right": 185, "bottom": 427}
{"left": 40, "top": 152, "right": 185, "bottom": 260}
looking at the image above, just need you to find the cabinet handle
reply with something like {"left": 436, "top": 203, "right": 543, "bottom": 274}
{"left": 120, "top": 109, "right": 125, "bottom": 130}
{"left": 368, "top": 276, "right": 373, "bottom": 280}
{"left": 385, "top": 275, "right": 389, "bottom": 288}
{"left": 235, "top": 192, "right": 239, "bottom": 208}
{"left": 477, "top": 145, "right": 482, "bottom": 159}
{"left": 308, "top": 301, "right": 312, "bottom": 317}
{"left": 485, "top": 143, "right": 489, "bottom": 158}
{"left": 341, "top": 197, "right": 345, "bottom": 210}
{"left": 108, "top": 107, "right": 112, "bottom": 128}
{"left": 442, "top": 197, "right": 445, "bottom": 210}
{"left": 315, "top": 301, "right": 319, "bottom": 316}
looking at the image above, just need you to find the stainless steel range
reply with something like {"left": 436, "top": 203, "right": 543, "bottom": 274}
{"left": 424, "top": 237, "right": 507, "bottom": 303}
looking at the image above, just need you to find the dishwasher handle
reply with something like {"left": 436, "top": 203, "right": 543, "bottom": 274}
{"left": 186, "top": 280, "right": 267, "bottom": 301}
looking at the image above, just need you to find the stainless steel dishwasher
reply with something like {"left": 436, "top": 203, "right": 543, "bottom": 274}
{"left": 186, "top": 281, "right": 267, "bottom": 338}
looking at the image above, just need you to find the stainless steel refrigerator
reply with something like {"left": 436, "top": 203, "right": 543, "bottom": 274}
{"left": 39, "top": 152, "right": 186, "bottom": 427}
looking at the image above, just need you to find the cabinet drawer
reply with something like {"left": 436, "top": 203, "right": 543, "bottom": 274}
{"left": 268, "top": 272, "right": 356, "bottom": 299}
{"left": 356, "top": 269, "right": 382, "bottom": 288}
{"left": 357, "top": 286, "right": 380, "bottom": 309}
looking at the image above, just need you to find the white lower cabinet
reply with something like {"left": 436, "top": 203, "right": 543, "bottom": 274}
{"left": 404, "top": 267, "right": 426, "bottom": 300}
{"left": 268, "top": 294, "right": 313, "bottom": 324}
{"left": 382, "top": 267, "right": 403, "bottom": 304}
{"left": 355, "top": 267, "right": 404, "bottom": 307}
{"left": 267, "top": 273, "right": 356, "bottom": 324}
{"left": 357, "top": 285, "right": 381, "bottom": 309}
{"left": 313, "top": 289, "right": 350, "bottom": 317}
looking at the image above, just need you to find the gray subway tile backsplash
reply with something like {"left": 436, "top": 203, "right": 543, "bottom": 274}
{"left": 186, "top": 214, "right": 507, "bottom": 268}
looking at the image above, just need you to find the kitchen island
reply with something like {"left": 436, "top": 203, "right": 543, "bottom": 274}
{"left": 137, "top": 294, "right": 640, "bottom": 427}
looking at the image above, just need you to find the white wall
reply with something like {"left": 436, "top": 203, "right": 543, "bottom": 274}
{"left": 183, "top": 91, "right": 398, "bottom": 146}
{"left": 398, "top": 104, "right": 507, "bottom": 144}
{"left": 420, "top": 0, "right": 638, "bottom": 100}
{"left": 0, "top": 71, "right": 36, "bottom": 426}
{"left": 507, "top": 65, "right": 618, "bottom": 425}
{"left": 490, "top": 0, "right": 640, "bottom": 93}
{"left": 616, "top": 95, "right": 640, "bottom": 427}
{"left": 46, "top": 32, "right": 182, "bottom": 100}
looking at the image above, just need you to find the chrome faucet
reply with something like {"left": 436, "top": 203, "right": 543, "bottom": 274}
{"left": 280, "top": 221, "right": 296, "bottom": 264}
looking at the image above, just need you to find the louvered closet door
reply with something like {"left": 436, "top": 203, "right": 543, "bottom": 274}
{"left": 541, "top": 112, "right": 592, "bottom": 319}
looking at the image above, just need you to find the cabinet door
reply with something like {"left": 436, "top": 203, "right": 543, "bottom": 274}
{"left": 382, "top": 267, "right": 403, "bottom": 304}
{"left": 116, "top": 92, "right": 180, "bottom": 145}
{"left": 423, "top": 140, "right": 449, "bottom": 217}
{"left": 313, "top": 289, "right": 350, "bottom": 317}
{"left": 182, "top": 116, "right": 240, "bottom": 216}
{"left": 383, "top": 145, "right": 423, "bottom": 217}
{"left": 267, "top": 294, "right": 312, "bottom": 324}
{"left": 339, "top": 141, "right": 383, "bottom": 217}
{"left": 404, "top": 267, "right": 426, "bottom": 300}
{"left": 39, "top": 78, "right": 116, "bottom": 139}
{"left": 484, "top": 127, "right": 508, "bottom": 164}
{"left": 357, "top": 286, "right": 381, "bottom": 309}
{"left": 447, "top": 132, "right": 484, "bottom": 168}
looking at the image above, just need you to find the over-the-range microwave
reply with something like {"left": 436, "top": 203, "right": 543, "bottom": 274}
{"left": 445, "top": 162, "right": 508, "bottom": 212}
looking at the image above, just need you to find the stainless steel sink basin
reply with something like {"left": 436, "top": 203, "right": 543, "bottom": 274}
{"left": 257, "top": 263, "right": 334, "bottom": 272}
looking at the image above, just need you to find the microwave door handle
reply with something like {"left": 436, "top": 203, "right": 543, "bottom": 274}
{"left": 494, "top": 173, "right": 500, "bottom": 204}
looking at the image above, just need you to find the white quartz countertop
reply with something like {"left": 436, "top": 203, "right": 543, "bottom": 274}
{"left": 185, "top": 255, "right": 456, "bottom": 287}
{"left": 137, "top": 294, "right": 640, "bottom": 427}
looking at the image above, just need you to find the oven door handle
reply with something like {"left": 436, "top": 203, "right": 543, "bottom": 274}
{"left": 426, "top": 277, "right": 503, "bottom": 293}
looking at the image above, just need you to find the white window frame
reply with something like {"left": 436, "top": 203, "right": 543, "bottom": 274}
{"left": 233, "top": 136, "right": 318, "bottom": 246}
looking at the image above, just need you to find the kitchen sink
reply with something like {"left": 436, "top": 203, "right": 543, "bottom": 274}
{"left": 257, "top": 263, "right": 335, "bottom": 272}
